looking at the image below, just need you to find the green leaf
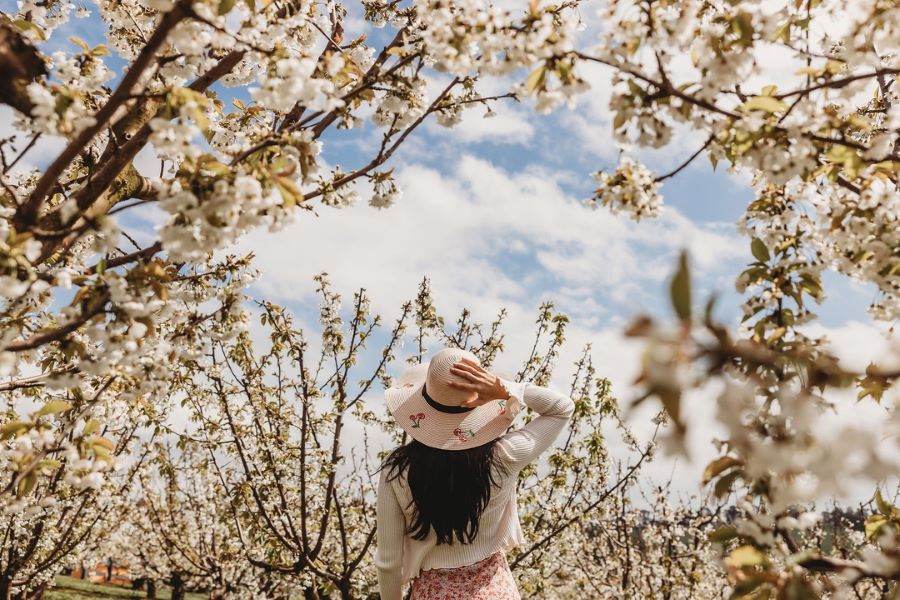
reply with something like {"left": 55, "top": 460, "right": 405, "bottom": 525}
{"left": 703, "top": 455, "right": 741, "bottom": 483}
{"left": 38, "top": 458, "right": 62, "bottom": 472}
{"left": 218, "top": 0, "right": 236, "bottom": 15}
{"left": 750, "top": 237, "right": 770, "bottom": 262}
{"left": 730, "top": 12, "right": 754, "bottom": 47}
{"left": 93, "top": 445, "right": 112, "bottom": 460}
{"left": 627, "top": 79, "right": 644, "bottom": 97}
{"left": 772, "top": 21, "right": 791, "bottom": 43}
{"left": 1, "top": 421, "right": 31, "bottom": 440}
{"left": 725, "top": 545, "right": 767, "bottom": 568}
{"left": 68, "top": 36, "right": 90, "bottom": 52}
{"left": 525, "top": 65, "right": 546, "bottom": 93}
{"left": 741, "top": 95, "right": 788, "bottom": 113}
{"left": 197, "top": 154, "right": 230, "bottom": 176}
{"left": 799, "top": 272, "right": 822, "bottom": 294}
{"left": 83, "top": 419, "right": 100, "bottom": 436}
{"left": 670, "top": 251, "right": 692, "bottom": 322}
{"left": 864, "top": 514, "right": 887, "bottom": 540}
{"left": 36, "top": 400, "right": 74, "bottom": 417}
{"left": 708, "top": 525, "right": 739, "bottom": 544}
{"left": 714, "top": 470, "right": 743, "bottom": 499}
{"left": 875, "top": 488, "right": 893, "bottom": 517}
{"left": 856, "top": 377, "right": 884, "bottom": 402}
{"left": 273, "top": 177, "right": 301, "bottom": 209}
{"left": 91, "top": 436, "right": 116, "bottom": 452}
{"left": 741, "top": 303, "right": 765, "bottom": 323}
{"left": 729, "top": 577, "right": 765, "bottom": 598}
{"left": 17, "top": 472, "right": 38, "bottom": 498}
{"left": 13, "top": 19, "right": 47, "bottom": 41}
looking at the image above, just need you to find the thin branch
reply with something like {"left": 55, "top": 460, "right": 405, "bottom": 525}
{"left": 3, "top": 291, "right": 110, "bottom": 352}
{"left": 654, "top": 135, "right": 715, "bottom": 182}
{"left": 774, "top": 69, "right": 900, "bottom": 100}
{"left": 302, "top": 76, "right": 461, "bottom": 203}
{"left": 15, "top": 2, "right": 188, "bottom": 229}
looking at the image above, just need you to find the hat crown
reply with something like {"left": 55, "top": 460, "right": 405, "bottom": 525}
{"left": 384, "top": 347, "right": 515, "bottom": 450}
{"left": 425, "top": 348, "right": 478, "bottom": 407}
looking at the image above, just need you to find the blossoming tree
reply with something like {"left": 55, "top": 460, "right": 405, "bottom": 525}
{"left": 0, "top": 0, "right": 580, "bottom": 596}
{"left": 106, "top": 440, "right": 264, "bottom": 600}
{"left": 563, "top": 0, "right": 900, "bottom": 594}
{"left": 165, "top": 276, "right": 664, "bottom": 598}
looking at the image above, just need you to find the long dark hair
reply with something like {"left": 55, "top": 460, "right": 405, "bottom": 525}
{"left": 382, "top": 439, "right": 508, "bottom": 545}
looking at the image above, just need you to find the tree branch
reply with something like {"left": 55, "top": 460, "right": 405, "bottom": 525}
{"left": 15, "top": 2, "right": 189, "bottom": 230}
{"left": 3, "top": 290, "right": 110, "bottom": 353}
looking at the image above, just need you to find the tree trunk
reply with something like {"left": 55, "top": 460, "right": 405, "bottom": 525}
{"left": 0, "top": 575, "right": 11, "bottom": 600}
{"left": 338, "top": 580, "right": 353, "bottom": 600}
{"left": 170, "top": 573, "right": 184, "bottom": 600}
{"left": 106, "top": 558, "right": 113, "bottom": 582}
{"left": 302, "top": 587, "right": 320, "bottom": 600}
{"left": 23, "top": 583, "right": 46, "bottom": 600}
{"left": 146, "top": 579, "right": 156, "bottom": 600}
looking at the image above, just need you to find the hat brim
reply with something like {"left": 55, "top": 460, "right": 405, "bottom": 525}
{"left": 385, "top": 378, "right": 517, "bottom": 450}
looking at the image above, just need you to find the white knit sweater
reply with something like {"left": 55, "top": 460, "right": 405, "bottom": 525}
{"left": 375, "top": 381, "right": 575, "bottom": 600}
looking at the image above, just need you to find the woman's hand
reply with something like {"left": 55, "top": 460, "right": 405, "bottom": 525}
{"left": 447, "top": 358, "right": 510, "bottom": 408}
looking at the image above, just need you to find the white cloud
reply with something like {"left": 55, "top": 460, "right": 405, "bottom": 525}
{"left": 436, "top": 106, "right": 536, "bottom": 145}
{"left": 802, "top": 320, "right": 895, "bottom": 372}
{"left": 421, "top": 71, "right": 536, "bottom": 145}
{"left": 240, "top": 154, "right": 742, "bottom": 321}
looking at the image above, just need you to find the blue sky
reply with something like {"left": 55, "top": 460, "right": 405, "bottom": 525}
{"left": 3, "top": 0, "right": 893, "bottom": 498}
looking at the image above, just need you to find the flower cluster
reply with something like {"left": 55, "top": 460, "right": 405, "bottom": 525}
{"left": 157, "top": 168, "right": 302, "bottom": 261}
{"left": 589, "top": 157, "right": 662, "bottom": 220}
{"left": 252, "top": 56, "right": 345, "bottom": 114}
{"left": 26, "top": 83, "right": 97, "bottom": 136}
{"left": 416, "top": 0, "right": 586, "bottom": 112}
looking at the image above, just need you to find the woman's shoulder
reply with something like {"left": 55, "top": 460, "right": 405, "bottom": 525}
{"left": 379, "top": 460, "right": 409, "bottom": 494}
{"left": 492, "top": 437, "right": 525, "bottom": 472}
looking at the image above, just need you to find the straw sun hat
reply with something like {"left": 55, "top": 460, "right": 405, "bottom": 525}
{"left": 385, "top": 348, "right": 522, "bottom": 450}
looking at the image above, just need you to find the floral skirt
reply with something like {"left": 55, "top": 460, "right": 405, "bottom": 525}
{"left": 411, "top": 551, "right": 521, "bottom": 600}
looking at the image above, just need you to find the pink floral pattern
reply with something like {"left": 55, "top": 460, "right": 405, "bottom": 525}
{"left": 452, "top": 427, "right": 475, "bottom": 443}
{"left": 411, "top": 552, "right": 520, "bottom": 600}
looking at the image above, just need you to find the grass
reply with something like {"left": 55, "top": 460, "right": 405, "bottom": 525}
{"left": 46, "top": 576, "right": 206, "bottom": 600}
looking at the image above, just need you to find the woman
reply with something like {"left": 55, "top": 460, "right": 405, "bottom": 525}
{"left": 376, "top": 347, "right": 575, "bottom": 600}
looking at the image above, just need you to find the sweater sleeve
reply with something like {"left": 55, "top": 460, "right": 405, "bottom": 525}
{"left": 495, "top": 381, "right": 575, "bottom": 471}
{"left": 375, "top": 468, "right": 405, "bottom": 600}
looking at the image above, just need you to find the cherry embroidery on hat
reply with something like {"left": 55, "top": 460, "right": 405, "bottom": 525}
{"left": 452, "top": 427, "right": 475, "bottom": 443}
{"left": 497, "top": 399, "right": 507, "bottom": 415}
{"left": 409, "top": 413, "right": 425, "bottom": 428}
